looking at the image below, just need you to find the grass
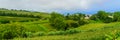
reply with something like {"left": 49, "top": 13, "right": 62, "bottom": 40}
{"left": 13, "top": 22, "right": 120, "bottom": 40}
{"left": 0, "top": 15, "right": 120, "bottom": 40}
{"left": 0, "top": 16, "right": 39, "bottom": 22}
{"left": 0, "top": 16, "right": 46, "bottom": 33}
{"left": 18, "top": 20, "right": 55, "bottom": 32}
{"left": 0, "top": 16, "right": 54, "bottom": 32}
{"left": 77, "top": 22, "right": 120, "bottom": 31}
{"left": 0, "top": 10, "right": 50, "bottom": 18}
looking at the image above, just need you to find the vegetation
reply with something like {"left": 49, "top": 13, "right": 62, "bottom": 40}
{"left": 14, "top": 22, "right": 120, "bottom": 40}
{"left": 113, "top": 11, "right": 120, "bottom": 22}
{"left": 49, "top": 12, "right": 66, "bottom": 30}
{"left": 0, "top": 8, "right": 120, "bottom": 40}
{"left": 90, "top": 11, "right": 113, "bottom": 23}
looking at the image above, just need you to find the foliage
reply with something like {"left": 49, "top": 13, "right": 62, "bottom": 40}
{"left": 90, "top": 11, "right": 113, "bottom": 23}
{"left": 65, "top": 13, "right": 88, "bottom": 27}
{"left": 0, "top": 20, "right": 10, "bottom": 24}
{"left": 49, "top": 12, "right": 66, "bottom": 30}
{"left": 90, "top": 14, "right": 100, "bottom": 21}
{"left": 78, "top": 19, "right": 89, "bottom": 25}
{"left": 33, "top": 32, "right": 46, "bottom": 36}
{"left": 47, "top": 29, "right": 81, "bottom": 35}
{"left": 113, "top": 12, "right": 120, "bottom": 22}
{"left": 1, "top": 8, "right": 120, "bottom": 40}
{"left": 0, "top": 24, "right": 26, "bottom": 39}
{"left": 66, "top": 13, "right": 85, "bottom": 20}
{"left": 65, "top": 20, "right": 79, "bottom": 29}
{"left": 0, "top": 10, "right": 41, "bottom": 18}
{"left": 105, "top": 30, "right": 120, "bottom": 40}
{"left": 24, "top": 32, "right": 33, "bottom": 38}
{"left": 0, "top": 16, "right": 39, "bottom": 24}
{"left": 14, "top": 22, "right": 120, "bottom": 40}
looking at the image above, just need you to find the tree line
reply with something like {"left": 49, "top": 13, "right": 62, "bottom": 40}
{"left": 49, "top": 11, "right": 120, "bottom": 30}
{"left": 0, "top": 9, "right": 41, "bottom": 18}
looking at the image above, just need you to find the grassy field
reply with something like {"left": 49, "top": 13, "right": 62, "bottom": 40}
{"left": 0, "top": 15, "right": 119, "bottom": 40}
{"left": 0, "top": 16, "right": 39, "bottom": 22}
{"left": 1, "top": 9, "right": 120, "bottom": 40}
{"left": 13, "top": 22, "right": 120, "bottom": 40}
{"left": 16, "top": 20, "right": 55, "bottom": 32}
{"left": 0, "top": 10, "right": 50, "bottom": 17}
{"left": 0, "top": 16, "right": 52, "bottom": 33}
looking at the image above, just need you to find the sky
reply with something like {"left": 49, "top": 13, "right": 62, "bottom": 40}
{"left": 0, "top": 0, "right": 120, "bottom": 14}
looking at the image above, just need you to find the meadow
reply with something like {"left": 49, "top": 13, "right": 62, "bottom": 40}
{"left": 13, "top": 22, "right": 120, "bottom": 40}
{"left": 0, "top": 8, "right": 120, "bottom": 40}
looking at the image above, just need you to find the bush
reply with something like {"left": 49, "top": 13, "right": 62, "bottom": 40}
{"left": 78, "top": 20, "right": 89, "bottom": 25}
{"left": 90, "top": 11, "right": 113, "bottom": 23}
{"left": 0, "top": 20, "right": 10, "bottom": 24}
{"left": 49, "top": 12, "right": 66, "bottom": 30}
{"left": 65, "top": 29, "right": 80, "bottom": 34}
{"left": 48, "top": 31, "right": 66, "bottom": 35}
{"left": 48, "top": 31, "right": 57, "bottom": 35}
{"left": 47, "top": 29, "right": 81, "bottom": 35}
{"left": 66, "top": 20, "right": 79, "bottom": 29}
{"left": 103, "top": 17, "right": 113, "bottom": 23}
{"left": 2, "top": 31, "right": 17, "bottom": 39}
{"left": 105, "top": 30, "right": 120, "bottom": 40}
{"left": 113, "top": 12, "right": 120, "bottom": 22}
{"left": 24, "top": 32, "right": 33, "bottom": 38}
{"left": 0, "top": 24, "right": 26, "bottom": 39}
{"left": 55, "top": 31, "right": 65, "bottom": 35}
{"left": 33, "top": 32, "right": 45, "bottom": 36}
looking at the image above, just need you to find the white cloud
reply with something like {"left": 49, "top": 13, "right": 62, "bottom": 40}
{"left": 0, "top": 0, "right": 104, "bottom": 11}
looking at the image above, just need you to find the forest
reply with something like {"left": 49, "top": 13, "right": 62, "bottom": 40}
{"left": 0, "top": 8, "right": 120, "bottom": 40}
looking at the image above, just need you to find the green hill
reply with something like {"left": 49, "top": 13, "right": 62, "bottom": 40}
{"left": 14, "top": 22, "right": 120, "bottom": 40}
{"left": 0, "top": 8, "right": 120, "bottom": 40}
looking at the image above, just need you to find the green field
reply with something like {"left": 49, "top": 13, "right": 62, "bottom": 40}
{"left": 0, "top": 9, "right": 120, "bottom": 40}
{"left": 0, "top": 16, "right": 39, "bottom": 22}
{"left": 13, "top": 22, "right": 120, "bottom": 40}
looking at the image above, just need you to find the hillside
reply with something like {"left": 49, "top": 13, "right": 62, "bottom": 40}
{"left": 14, "top": 22, "right": 120, "bottom": 40}
{"left": 0, "top": 8, "right": 50, "bottom": 19}
{"left": 0, "top": 9, "right": 120, "bottom": 40}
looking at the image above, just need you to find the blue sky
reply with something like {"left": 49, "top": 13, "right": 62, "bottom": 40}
{"left": 0, "top": 0, "right": 120, "bottom": 14}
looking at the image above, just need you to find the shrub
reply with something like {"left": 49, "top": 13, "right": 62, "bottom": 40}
{"left": 24, "top": 32, "right": 33, "bottom": 38}
{"left": 65, "top": 29, "right": 80, "bottom": 34}
{"left": 55, "top": 31, "right": 65, "bottom": 35}
{"left": 49, "top": 12, "right": 66, "bottom": 30}
{"left": 113, "top": 12, "right": 120, "bottom": 22}
{"left": 90, "top": 11, "right": 113, "bottom": 23}
{"left": 48, "top": 31, "right": 66, "bottom": 35}
{"left": 105, "top": 30, "right": 120, "bottom": 40}
{"left": 33, "top": 32, "right": 45, "bottom": 36}
{"left": 47, "top": 29, "right": 81, "bottom": 36}
{"left": 66, "top": 20, "right": 79, "bottom": 29}
{"left": 103, "top": 17, "right": 113, "bottom": 23}
{"left": 2, "top": 31, "right": 17, "bottom": 39}
{"left": 78, "top": 20, "right": 89, "bottom": 25}
{"left": 48, "top": 31, "right": 57, "bottom": 35}
{"left": 0, "top": 20, "right": 10, "bottom": 24}
{"left": 0, "top": 24, "right": 26, "bottom": 39}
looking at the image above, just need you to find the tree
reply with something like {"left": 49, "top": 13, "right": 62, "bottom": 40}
{"left": 90, "top": 11, "right": 112, "bottom": 23}
{"left": 0, "top": 24, "right": 26, "bottom": 39}
{"left": 49, "top": 12, "right": 66, "bottom": 30}
{"left": 65, "top": 20, "right": 79, "bottom": 29}
{"left": 90, "top": 14, "right": 100, "bottom": 21}
{"left": 97, "top": 11, "right": 108, "bottom": 20}
{"left": 66, "top": 13, "right": 88, "bottom": 25}
{"left": 72, "top": 13, "right": 88, "bottom": 25}
{"left": 65, "top": 13, "right": 70, "bottom": 20}
{"left": 113, "top": 12, "right": 120, "bottom": 22}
